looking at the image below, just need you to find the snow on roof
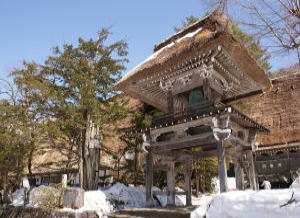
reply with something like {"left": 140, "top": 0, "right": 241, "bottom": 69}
{"left": 116, "top": 27, "right": 203, "bottom": 86}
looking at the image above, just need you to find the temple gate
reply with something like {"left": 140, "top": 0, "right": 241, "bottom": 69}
{"left": 115, "top": 10, "right": 271, "bottom": 207}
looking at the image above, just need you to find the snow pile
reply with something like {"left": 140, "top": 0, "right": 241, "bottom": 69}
{"left": 103, "top": 183, "right": 146, "bottom": 209}
{"left": 211, "top": 177, "right": 236, "bottom": 193}
{"left": 64, "top": 190, "right": 113, "bottom": 217}
{"left": 102, "top": 182, "right": 186, "bottom": 209}
{"left": 262, "top": 180, "right": 272, "bottom": 189}
{"left": 190, "top": 194, "right": 216, "bottom": 218}
{"left": 290, "top": 177, "right": 300, "bottom": 188}
{"left": 192, "top": 189, "right": 300, "bottom": 218}
{"left": 11, "top": 188, "right": 25, "bottom": 206}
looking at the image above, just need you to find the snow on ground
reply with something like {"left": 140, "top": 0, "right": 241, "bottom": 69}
{"left": 191, "top": 194, "right": 216, "bottom": 218}
{"left": 211, "top": 177, "right": 236, "bottom": 193}
{"left": 11, "top": 183, "right": 201, "bottom": 217}
{"left": 192, "top": 188, "right": 300, "bottom": 218}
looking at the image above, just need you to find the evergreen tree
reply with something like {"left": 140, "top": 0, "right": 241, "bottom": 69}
{"left": 11, "top": 62, "right": 49, "bottom": 177}
{"left": 9, "top": 29, "right": 129, "bottom": 190}
{"left": 0, "top": 81, "right": 32, "bottom": 202}
{"left": 40, "top": 29, "right": 128, "bottom": 190}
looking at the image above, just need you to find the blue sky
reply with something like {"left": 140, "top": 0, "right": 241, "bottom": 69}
{"left": 0, "top": 0, "right": 297, "bottom": 82}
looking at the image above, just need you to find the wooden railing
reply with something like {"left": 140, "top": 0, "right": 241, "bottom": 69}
{"left": 152, "top": 100, "right": 216, "bottom": 127}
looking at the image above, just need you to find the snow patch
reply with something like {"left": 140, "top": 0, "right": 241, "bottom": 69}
{"left": 11, "top": 188, "right": 25, "bottom": 206}
{"left": 64, "top": 190, "right": 113, "bottom": 217}
{"left": 262, "top": 180, "right": 272, "bottom": 189}
{"left": 176, "top": 28, "right": 203, "bottom": 43}
{"left": 191, "top": 194, "right": 216, "bottom": 218}
{"left": 211, "top": 177, "right": 236, "bottom": 193}
{"left": 192, "top": 189, "right": 300, "bottom": 218}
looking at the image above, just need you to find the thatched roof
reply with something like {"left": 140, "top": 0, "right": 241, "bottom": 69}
{"left": 115, "top": 10, "right": 271, "bottom": 112}
{"left": 26, "top": 138, "right": 78, "bottom": 175}
{"left": 29, "top": 94, "right": 143, "bottom": 175}
{"left": 237, "top": 74, "right": 300, "bottom": 145}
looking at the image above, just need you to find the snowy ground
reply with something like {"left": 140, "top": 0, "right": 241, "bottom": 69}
{"left": 11, "top": 183, "right": 202, "bottom": 217}
{"left": 191, "top": 177, "right": 300, "bottom": 218}
{"left": 10, "top": 177, "right": 300, "bottom": 218}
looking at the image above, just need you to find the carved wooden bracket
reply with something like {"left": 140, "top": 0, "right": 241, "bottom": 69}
{"left": 212, "top": 115, "right": 232, "bottom": 141}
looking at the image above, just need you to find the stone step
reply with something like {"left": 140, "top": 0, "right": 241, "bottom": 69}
{"left": 107, "top": 207, "right": 196, "bottom": 218}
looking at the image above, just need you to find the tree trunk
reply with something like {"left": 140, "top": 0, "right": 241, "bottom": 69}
{"left": 80, "top": 113, "right": 100, "bottom": 190}
{"left": 27, "top": 141, "right": 34, "bottom": 177}
{"left": 1, "top": 172, "right": 11, "bottom": 204}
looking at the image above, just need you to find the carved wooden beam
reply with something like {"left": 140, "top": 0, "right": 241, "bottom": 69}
{"left": 150, "top": 132, "right": 215, "bottom": 153}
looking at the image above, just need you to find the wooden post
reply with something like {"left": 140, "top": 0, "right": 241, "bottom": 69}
{"left": 184, "top": 161, "right": 192, "bottom": 206}
{"left": 246, "top": 151, "right": 257, "bottom": 190}
{"left": 145, "top": 150, "right": 154, "bottom": 207}
{"left": 203, "top": 79, "right": 212, "bottom": 101}
{"left": 167, "top": 161, "right": 175, "bottom": 206}
{"left": 167, "top": 90, "right": 174, "bottom": 113}
{"left": 195, "top": 171, "right": 200, "bottom": 197}
{"left": 217, "top": 138, "right": 228, "bottom": 192}
{"left": 234, "top": 158, "right": 244, "bottom": 190}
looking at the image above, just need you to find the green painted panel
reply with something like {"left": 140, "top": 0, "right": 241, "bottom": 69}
{"left": 189, "top": 89, "right": 204, "bottom": 109}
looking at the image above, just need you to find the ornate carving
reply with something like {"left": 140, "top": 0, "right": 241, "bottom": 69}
{"left": 211, "top": 116, "right": 232, "bottom": 141}
{"left": 158, "top": 63, "right": 234, "bottom": 95}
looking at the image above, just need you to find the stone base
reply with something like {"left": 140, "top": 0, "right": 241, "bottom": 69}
{"left": 61, "top": 187, "right": 85, "bottom": 209}
{"left": 0, "top": 206, "right": 97, "bottom": 218}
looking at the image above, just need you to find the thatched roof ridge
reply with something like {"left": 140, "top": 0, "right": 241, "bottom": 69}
{"left": 154, "top": 10, "right": 231, "bottom": 52}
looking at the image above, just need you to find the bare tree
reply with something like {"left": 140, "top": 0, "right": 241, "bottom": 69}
{"left": 0, "top": 78, "right": 17, "bottom": 105}
{"left": 205, "top": 0, "right": 300, "bottom": 64}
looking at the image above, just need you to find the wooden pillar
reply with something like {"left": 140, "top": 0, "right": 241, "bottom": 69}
{"left": 203, "top": 79, "right": 212, "bottom": 100}
{"left": 195, "top": 171, "right": 200, "bottom": 197}
{"left": 145, "top": 150, "right": 154, "bottom": 207}
{"left": 246, "top": 151, "right": 257, "bottom": 190}
{"left": 234, "top": 158, "right": 244, "bottom": 190}
{"left": 184, "top": 161, "right": 192, "bottom": 206}
{"left": 167, "top": 90, "right": 174, "bottom": 113}
{"left": 167, "top": 161, "right": 175, "bottom": 206}
{"left": 217, "top": 138, "right": 228, "bottom": 192}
